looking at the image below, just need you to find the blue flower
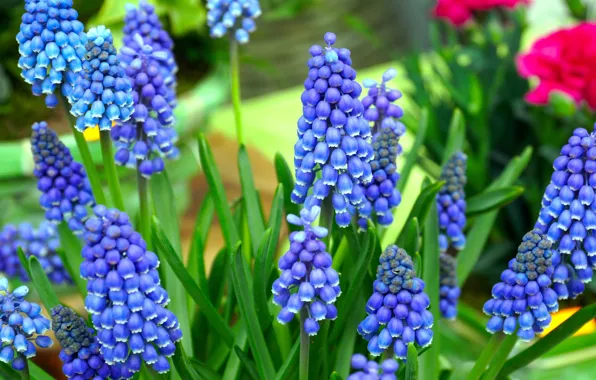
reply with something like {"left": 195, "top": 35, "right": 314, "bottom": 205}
{"left": 16, "top": 0, "right": 86, "bottom": 108}
{"left": 273, "top": 206, "right": 340, "bottom": 335}
{"left": 292, "top": 33, "right": 374, "bottom": 227}
{"left": 0, "top": 222, "right": 70, "bottom": 285}
{"left": 437, "top": 152, "right": 467, "bottom": 252}
{"left": 534, "top": 127, "right": 596, "bottom": 299}
{"left": 357, "top": 68, "right": 405, "bottom": 229}
{"left": 122, "top": 1, "right": 178, "bottom": 109}
{"left": 483, "top": 230, "right": 559, "bottom": 341}
{"left": 0, "top": 278, "right": 52, "bottom": 371}
{"left": 358, "top": 245, "right": 433, "bottom": 358}
{"left": 207, "top": 0, "right": 262, "bottom": 44}
{"left": 439, "top": 253, "right": 459, "bottom": 320}
{"left": 52, "top": 305, "right": 111, "bottom": 379}
{"left": 111, "top": 33, "right": 179, "bottom": 178}
{"left": 69, "top": 26, "right": 134, "bottom": 132}
{"left": 81, "top": 205, "right": 182, "bottom": 377}
{"left": 348, "top": 353, "right": 398, "bottom": 380}
{"left": 31, "top": 121, "right": 94, "bottom": 234}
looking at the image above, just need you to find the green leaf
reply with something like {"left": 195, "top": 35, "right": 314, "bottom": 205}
{"left": 419, "top": 200, "right": 440, "bottom": 380}
{"left": 56, "top": 222, "right": 86, "bottom": 297}
{"left": 397, "top": 217, "right": 420, "bottom": 256}
{"left": 441, "top": 109, "right": 465, "bottom": 167}
{"left": 238, "top": 145, "right": 265, "bottom": 255}
{"left": 189, "top": 358, "right": 222, "bottom": 380}
{"left": 275, "top": 339, "right": 300, "bottom": 380}
{"left": 482, "top": 334, "right": 518, "bottom": 380}
{"left": 187, "top": 192, "right": 214, "bottom": 291}
{"left": 396, "top": 180, "right": 445, "bottom": 246}
{"left": 500, "top": 303, "right": 596, "bottom": 377}
{"left": 457, "top": 147, "right": 533, "bottom": 286}
{"left": 29, "top": 361, "right": 54, "bottom": 380}
{"left": 253, "top": 228, "right": 274, "bottom": 328}
{"left": 406, "top": 343, "right": 419, "bottom": 380}
{"left": 151, "top": 216, "right": 234, "bottom": 348}
{"left": 28, "top": 255, "right": 60, "bottom": 311}
{"left": 16, "top": 247, "right": 31, "bottom": 279}
{"left": 466, "top": 186, "right": 524, "bottom": 216}
{"left": 198, "top": 134, "right": 240, "bottom": 249}
{"left": 274, "top": 153, "right": 300, "bottom": 232}
{"left": 208, "top": 247, "right": 228, "bottom": 305}
{"left": 234, "top": 346, "right": 260, "bottom": 380}
{"left": 329, "top": 372, "right": 344, "bottom": 380}
{"left": 333, "top": 292, "right": 365, "bottom": 378}
{"left": 399, "top": 108, "right": 429, "bottom": 193}
{"left": 171, "top": 342, "right": 202, "bottom": 380}
{"left": 230, "top": 245, "right": 276, "bottom": 379}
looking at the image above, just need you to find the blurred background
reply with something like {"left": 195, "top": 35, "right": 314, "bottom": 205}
{"left": 2, "top": 0, "right": 596, "bottom": 378}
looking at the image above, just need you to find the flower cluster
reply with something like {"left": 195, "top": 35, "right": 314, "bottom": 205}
{"left": 207, "top": 0, "right": 262, "bottom": 44}
{"left": 534, "top": 127, "right": 596, "bottom": 299}
{"left": 433, "top": 0, "right": 531, "bottom": 27}
{"left": 517, "top": 23, "right": 596, "bottom": 110}
{"left": 483, "top": 230, "right": 558, "bottom": 341}
{"left": 122, "top": 0, "right": 177, "bottom": 108}
{"left": 0, "top": 222, "right": 70, "bottom": 284}
{"left": 81, "top": 205, "right": 182, "bottom": 377}
{"left": 292, "top": 32, "right": 374, "bottom": 227}
{"left": 357, "top": 69, "right": 405, "bottom": 229}
{"left": 52, "top": 305, "right": 111, "bottom": 379}
{"left": 358, "top": 245, "right": 433, "bottom": 358}
{"left": 69, "top": 26, "right": 134, "bottom": 132}
{"left": 348, "top": 354, "right": 398, "bottom": 380}
{"left": 31, "top": 121, "right": 94, "bottom": 235}
{"left": 273, "top": 206, "right": 340, "bottom": 336}
{"left": 0, "top": 278, "right": 52, "bottom": 370}
{"left": 16, "top": 0, "right": 86, "bottom": 108}
{"left": 437, "top": 152, "right": 467, "bottom": 252}
{"left": 112, "top": 33, "right": 179, "bottom": 178}
{"left": 439, "top": 253, "right": 460, "bottom": 320}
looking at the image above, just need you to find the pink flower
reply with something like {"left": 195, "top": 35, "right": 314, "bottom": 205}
{"left": 517, "top": 23, "right": 596, "bottom": 110}
{"left": 433, "top": 0, "right": 531, "bottom": 27}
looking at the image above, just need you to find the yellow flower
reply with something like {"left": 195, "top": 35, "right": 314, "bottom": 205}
{"left": 83, "top": 126, "right": 100, "bottom": 142}
{"left": 540, "top": 307, "right": 596, "bottom": 336}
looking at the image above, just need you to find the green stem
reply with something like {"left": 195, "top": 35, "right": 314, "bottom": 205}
{"left": 482, "top": 334, "right": 517, "bottom": 380}
{"left": 320, "top": 196, "right": 334, "bottom": 247}
{"left": 299, "top": 308, "right": 310, "bottom": 380}
{"left": 20, "top": 360, "right": 29, "bottom": 380}
{"left": 99, "top": 130, "right": 125, "bottom": 211}
{"left": 136, "top": 126, "right": 150, "bottom": 241}
{"left": 466, "top": 334, "right": 505, "bottom": 380}
{"left": 60, "top": 95, "right": 106, "bottom": 205}
{"left": 229, "top": 37, "right": 244, "bottom": 146}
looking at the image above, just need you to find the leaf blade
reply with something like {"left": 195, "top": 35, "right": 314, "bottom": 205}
{"left": 466, "top": 186, "right": 525, "bottom": 217}
{"left": 238, "top": 145, "right": 266, "bottom": 255}
{"left": 406, "top": 343, "right": 419, "bottom": 380}
{"left": 56, "top": 222, "right": 86, "bottom": 297}
{"left": 441, "top": 109, "right": 465, "bottom": 167}
{"left": 28, "top": 255, "right": 60, "bottom": 311}
{"left": 274, "top": 153, "right": 300, "bottom": 232}
{"left": 399, "top": 108, "right": 429, "bottom": 193}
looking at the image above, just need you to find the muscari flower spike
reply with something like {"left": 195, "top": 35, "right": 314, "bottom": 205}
{"left": 69, "top": 26, "right": 134, "bottom": 132}
{"left": 273, "top": 206, "right": 341, "bottom": 336}
{"left": 348, "top": 354, "right": 398, "bottom": 380}
{"left": 357, "top": 69, "right": 405, "bottom": 229}
{"left": 31, "top": 121, "right": 94, "bottom": 235}
{"left": 112, "top": 33, "right": 179, "bottom": 178}
{"left": 0, "top": 222, "right": 70, "bottom": 285}
{"left": 207, "top": 0, "right": 262, "bottom": 44}
{"left": 122, "top": 0, "right": 178, "bottom": 108}
{"left": 534, "top": 127, "right": 596, "bottom": 299}
{"left": 0, "top": 278, "right": 52, "bottom": 371}
{"left": 439, "top": 253, "right": 460, "bottom": 320}
{"left": 483, "top": 230, "right": 559, "bottom": 341}
{"left": 437, "top": 151, "right": 467, "bottom": 252}
{"left": 16, "top": 0, "right": 86, "bottom": 108}
{"left": 358, "top": 245, "right": 433, "bottom": 358}
{"left": 52, "top": 305, "right": 111, "bottom": 379}
{"left": 81, "top": 205, "right": 182, "bottom": 378}
{"left": 292, "top": 32, "right": 374, "bottom": 227}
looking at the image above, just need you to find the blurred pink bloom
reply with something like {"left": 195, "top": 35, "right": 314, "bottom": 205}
{"left": 433, "top": 0, "right": 531, "bottom": 27}
{"left": 517, "top": 23, "right": 596, "bottom": 109}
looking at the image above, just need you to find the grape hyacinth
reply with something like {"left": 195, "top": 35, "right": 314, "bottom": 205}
{"left": 111, "top": 33, "right": 179, "bottom": 178}
{"left": 0, "top": 222, "right": 70, "bottom": 284}
{"left": 439, "top": 253, "right": 460, "bottom": 320}
{"left": 31, "top": 121, "right": 94, "bottom": 234}
{"left": 52, "top": 305, "right": 111, "bottom": 379}
{"left": 534, "top": 127, "right": 596, "bottom": 299}
{"left": 348, "top": 354, "right": 398, "bottom": 380}
{"left": 437, "top": 151, "right": 467, "bottom": 252}
{"left": 483, "top": 230, "right": 559, "bottom": 341}
{"left": 69, "top": 26, "right": 134, "bottom": 132}
{"left": 81, "top": 205, "right": 182, "bottom": 377}
{"left": 273, "top": 206, "right": 341, "bottom": 336}
{"left": 358, "top": 245, "right": 433, "bottom": 358}
{"left": 16, "top": 0, "right": 86, "bottom": 108}
{"left": 292, "top": 33, "right": 374, "bottom": 227}
{"left": 122, "top": 0, "right": 178, "bottom": 108}
{"left": 207, "top": 0, "right": 262, "bottom": 44}
{"left": 0, "top": 278, "right": 52, "bottom": 371}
